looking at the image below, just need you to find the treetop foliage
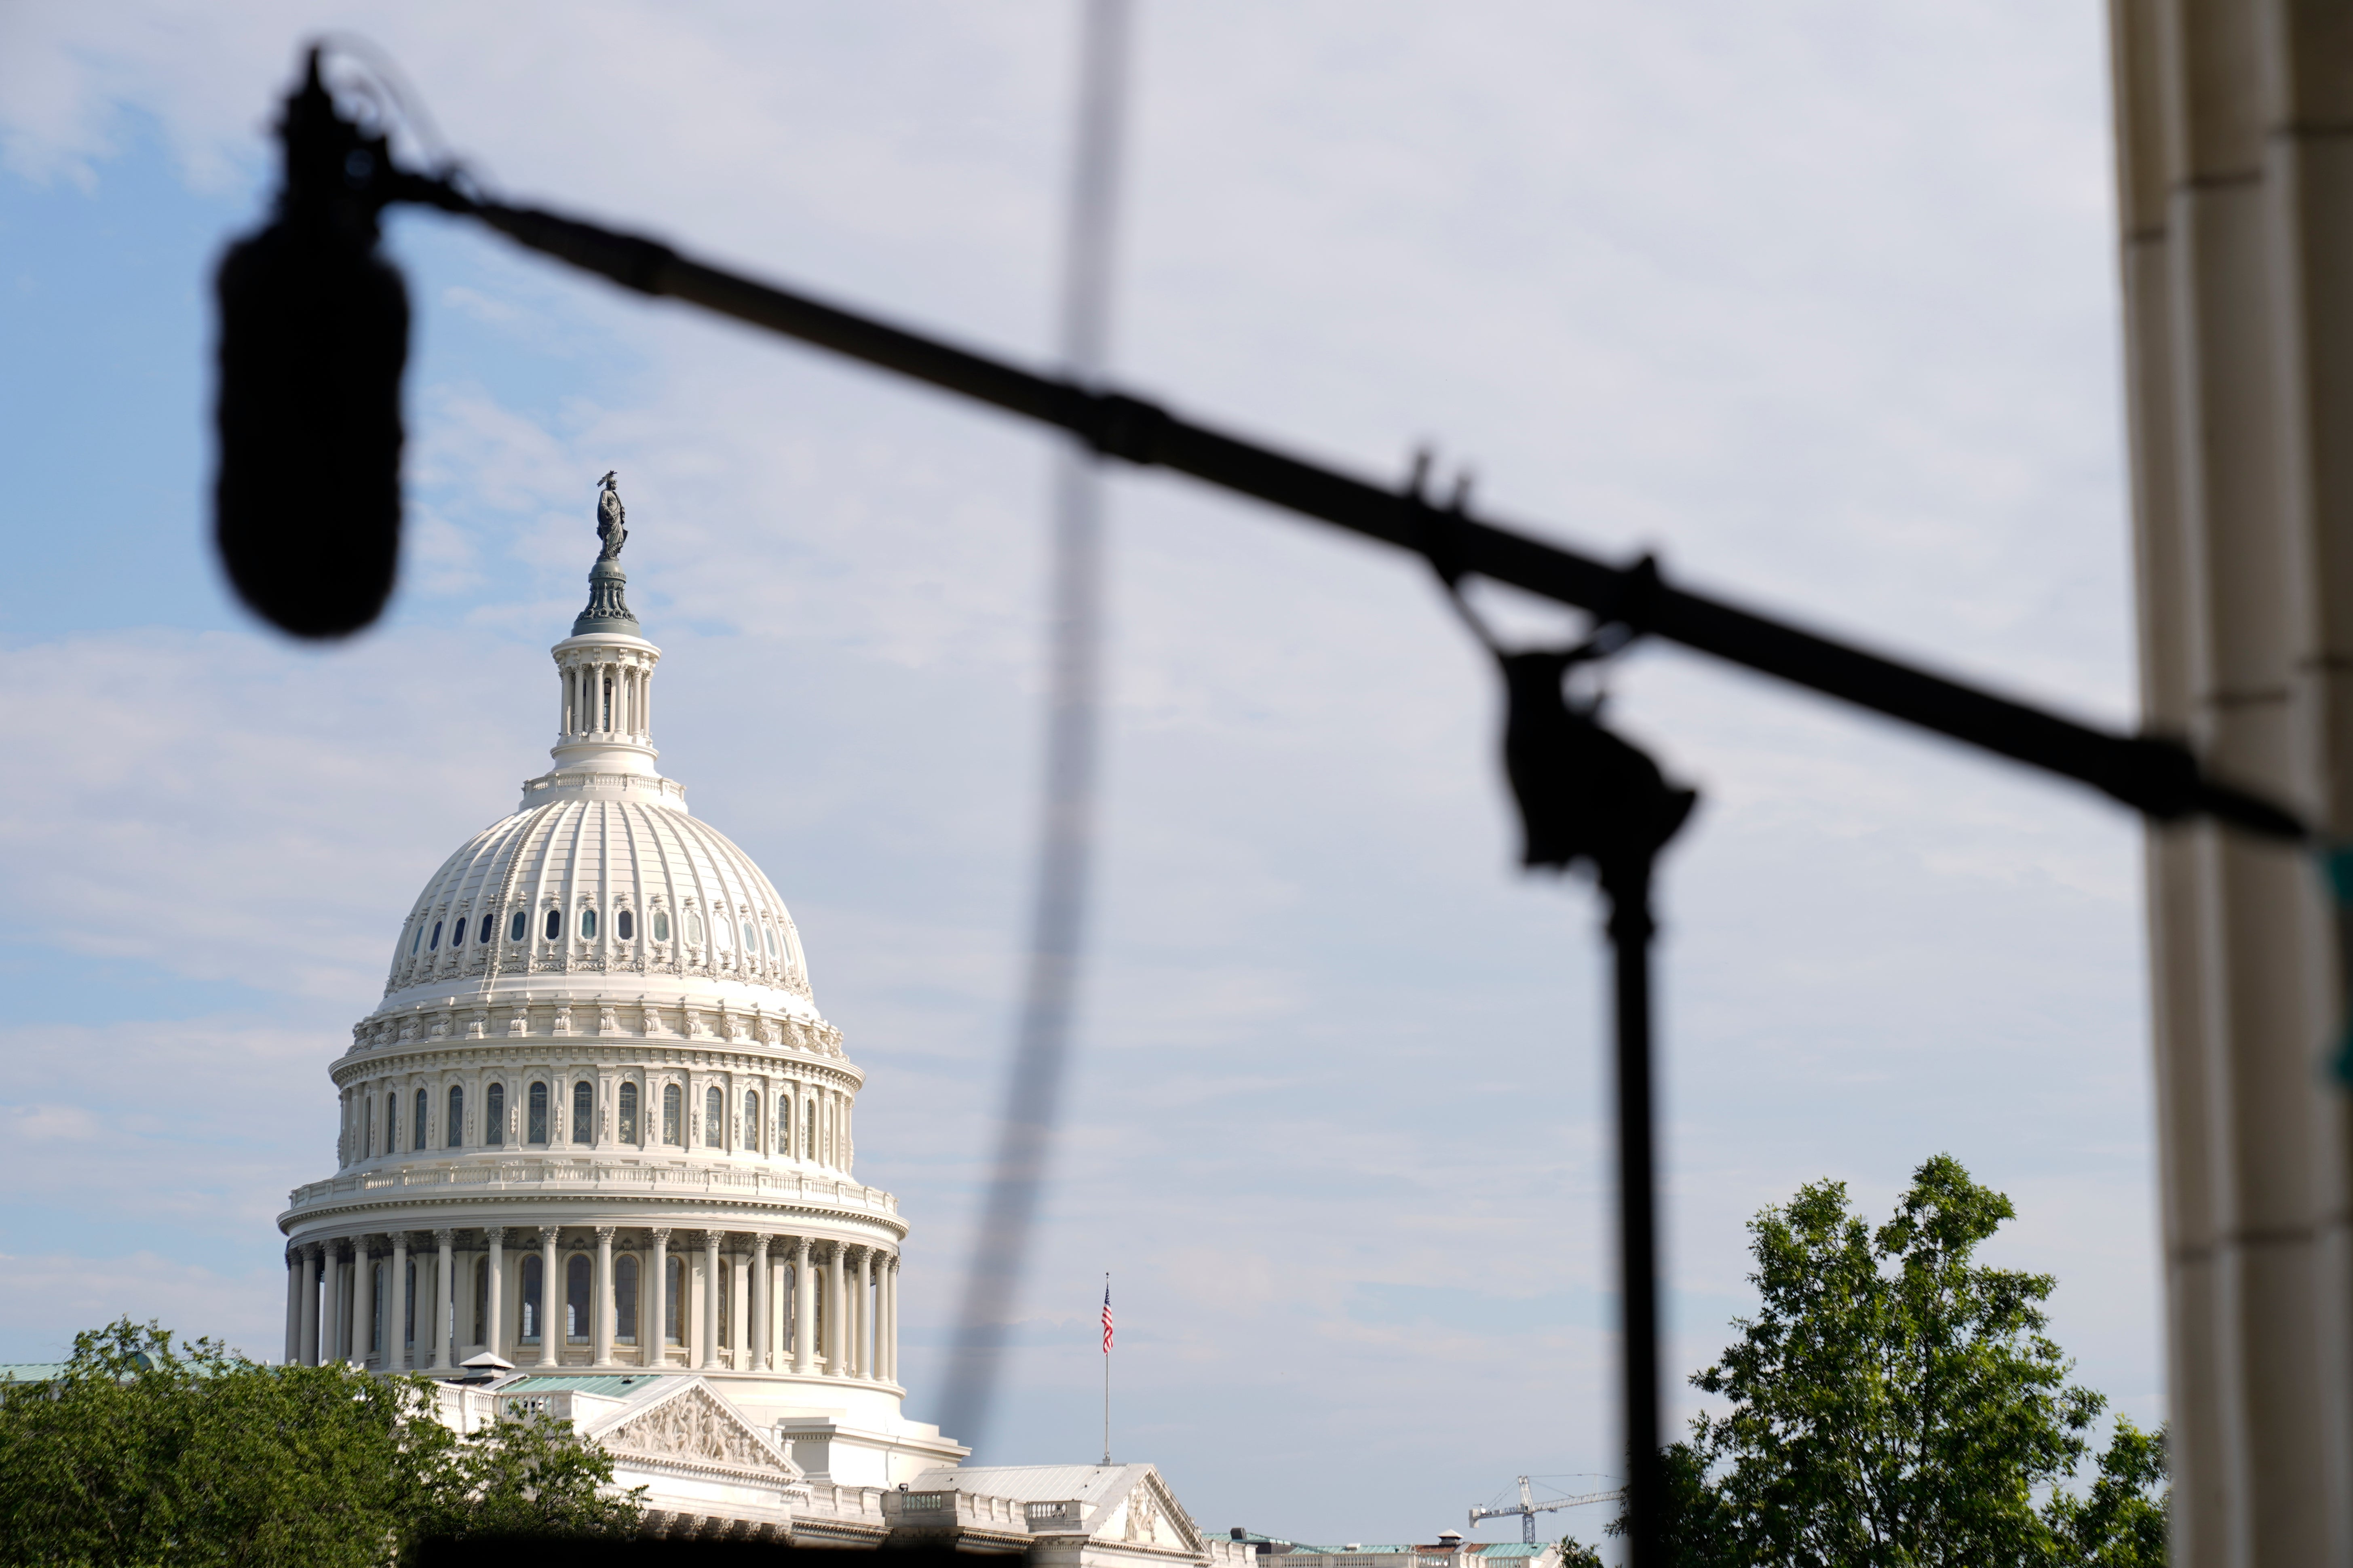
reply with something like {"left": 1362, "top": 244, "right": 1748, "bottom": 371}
{"left": 0, "top": 1319, "right": 642, "bottom": 1567}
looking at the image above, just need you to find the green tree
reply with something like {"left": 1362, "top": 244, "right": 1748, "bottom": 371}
{"left": 0, "top": 1319, "right": 639, "bottom": 1567}
{"left": 1557, "top": 1534, "right": 1604, "bottom": 1568}
{"left": 1644, "top": 1156, "right": 2166, "bottom": 1567}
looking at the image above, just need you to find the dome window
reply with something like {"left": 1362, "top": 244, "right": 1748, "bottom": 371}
{"left": 615, "top": 1254, "right": 640, "bottom": 1345}
{"left": 521, "top": 1255, "right": 544, "bottom": 1342}
{"left": 446, "top": 1085, "right": 463, "bottom": 1149}
{"left": 704, "top": 1086, "right": 724, "bottom": 1148}
{"left": 485, "top": 1083, "right": 505, "bottom": 1146}
{"left": 686, "top": 912, "right": 703, "bottom": 945}
{"left": 384, "top": 1094, "right": 398, "bottom": 1153}
{"left": 661, "top": 1084, "right": 682, "bottom": 1146}
{"left": 409, "top": 924, "right": 424, "bottom": 955}
{"left": 650, "top": 910, "right": 669, "bottom": 942}
{"left": 571, "top": 1081, "right": 593, "bottom": 1144}
{"left": 617, "top": 909, "right": 635, "bottom": 942}
{"left": 509, "top": 910, "right": 527, "bottom": 942}
{"left": 763, "top": 923, "right": 778, "bottom": 957}
{"left": 744, "top": 1090, "right": 760, "bottom": 1153}
{"left": 413, "top": 1089, "right": 429, "bottom": 1151}
{"left": 580, "top": 908, "right": 598, "bottom": 940}
{"left": 544, "top": 909, "right": 562, "bottom": 942}
{"left": 528, "top": 1082, "right": 549, "bottom": 1145}
{"left": 741, "top": 920, "right": 756, "bottom": 954}
{"left": 618, "top": 1081, "right": 639, "bottom": 1144}
{"left": 428, "top": 921, "right": 442, "bottom": 951}
{"left": 566, "top": 1255, "right": 591, "bottom": 1342}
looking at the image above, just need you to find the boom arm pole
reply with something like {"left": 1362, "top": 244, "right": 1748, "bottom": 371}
{"left": 380, "top": 174, "right": 2309, "bottom": 846}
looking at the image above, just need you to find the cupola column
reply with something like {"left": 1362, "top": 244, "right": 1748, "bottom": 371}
{"left": 298, "top": 1244, "right": 321, "bottom": 1366}
{"left": 351, "top": 1238, "right": 375, "bottom": 1367}
{"left": 826, "top": 1242, "right": 847, "bottom": 1376}
{"left": 751, "top": 1234, "right": 772, "bottom": 1370}
{"left": 593, "top": 1228, "right": 616, "bottom": 1368}
{"left": 647, "top": 1228, "right": 670, "bottom": 1367}
{"left": 483, "top": 1228, "right": 504, "bottom": 1364}
{"left": 701, "top": 1231, "right": 723, "bottom": 1370}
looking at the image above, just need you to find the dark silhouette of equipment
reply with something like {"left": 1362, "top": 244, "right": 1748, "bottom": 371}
{"left": 208, "top": 45, "right": 2318, "bottom": 1567}
{"left": 1468, "top": 1478, "right": 1626, "bottom": 1545}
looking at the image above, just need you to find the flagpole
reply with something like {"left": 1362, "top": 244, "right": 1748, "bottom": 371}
{"left": 1102, "top": 1273, "right": 1112, "bottom": 1465}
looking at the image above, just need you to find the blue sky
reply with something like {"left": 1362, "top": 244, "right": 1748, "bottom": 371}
{"left": 0, "top": 2, "right": 2145, "bottom": 1555}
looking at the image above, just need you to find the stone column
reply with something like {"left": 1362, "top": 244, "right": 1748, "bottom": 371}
{"left": 648, "top": 1228, "right": 670, "bottom": 1367}
{"left": 883, "top": 1256, "right": 898, "bottom": 1383}
{"left": 431, "top": 1231, "right": 455, "bottom": 1370}
{"left": 297, "top": 1244, "right": 321, "bottom": 1366}
{"left": 283, "top": 1252, "right": 301, "bottom": 1365}
{"left": 701, "top": 1231, "right": 723, "bottom": 1370}
{"left": 852, "top": 1248, "right": 870, "bottom": 1379}
{"left": 825, "top": 1242, "right": 846, "bottom": 1375}
{"left": 792, "top": 1237, "right": 814, "bottom": 1374}
{"left": 389, "top": 1232, "right": 410, "bottom": 1371}
{"left": 751, "top": 1235, "right": 771, "bottom": 1371}
{"left": 537, "top": 1227, "right": 561, "bottom": 1367}
{"left": 593, "top": 1227, "right": 616, "bottom": 1368}
{"left": 483, "top": 1228, "right": 504, "bottom": 1364}
{"left": 351, "top": 1239, "right": 375, "bottom": 1367}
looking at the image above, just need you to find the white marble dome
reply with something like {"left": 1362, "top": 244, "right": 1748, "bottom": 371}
{"left": 384, "top": 794, "right": 814, "bottom": 1012}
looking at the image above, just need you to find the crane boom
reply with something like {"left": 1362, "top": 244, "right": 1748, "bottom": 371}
{"left": 1467, "top": 1477, "right": 1626, "bottom": 1544}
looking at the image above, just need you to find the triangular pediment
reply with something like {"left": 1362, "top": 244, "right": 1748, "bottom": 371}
{"left": 1115, "top": 1468, "right": 1203, "bottom": 1552}
{"left": 593, "top": 1380, "right": 800, "bottom": 1480}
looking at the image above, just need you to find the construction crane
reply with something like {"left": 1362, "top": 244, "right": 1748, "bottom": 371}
{"left": 1467, "top": 1476, "right": 1627, "bottom": 1544}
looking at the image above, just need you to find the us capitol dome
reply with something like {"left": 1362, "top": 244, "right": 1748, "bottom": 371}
{"left": 272, "top": 482, "right": 1261, "bottom": 1559}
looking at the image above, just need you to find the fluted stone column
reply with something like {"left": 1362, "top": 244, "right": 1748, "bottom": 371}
{"left": 298, "top": 1244, "right": 321, "bottom": 1366}
{"left": 537, "top": 1227, "right": 561, "bottom": 1368}
{"left": 390, "top": 1232, "right": 410, "bottom": 1371}
{"left": 350, "top": 1239, "right": 375, "bottom": 1367}
{"left": 648, "top": 1228, "right": 670, "bottom": 1367}
{"left": 826, "top": 1242, "right": 846, "bottom": 1375}
{"left": 701, "top": 1231, "right": 722, "bottom": 1370}
{"left": 853, "top": 1247, "right": 871, "bottom": 1379}
{"left": 283, "top": 1252, "right": 300, "bottom": 1365}
{"left": 432, "top": 1230, "right": 455, "bottom": 1370}
{"left": 483, "top": 1228, "right": 504, "bottom": 1364}
{"left": 593, "top": 1228, "right": 616, "bottom": 1368}
{"left": 793, "top": 1237, "right": 814, "bottom": 1374}
{"left": 883, "top": 1256, "right": 898, "bottom": 1382}
{"left": 751, "top": 1235, "right": 771, "bottom": 1371}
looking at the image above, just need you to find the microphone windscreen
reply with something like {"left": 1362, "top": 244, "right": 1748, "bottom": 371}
{"left": 213, "top": 214, "right": 409, "bottom": 639}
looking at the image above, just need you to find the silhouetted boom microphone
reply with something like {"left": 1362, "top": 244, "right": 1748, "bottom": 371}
{"left": 214, "top": 51, "right": 407, "bottom": 640}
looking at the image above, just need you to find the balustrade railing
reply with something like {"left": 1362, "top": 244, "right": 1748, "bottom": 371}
{"left": 285, "top": 1158, "right": 895, "bottom": 1214}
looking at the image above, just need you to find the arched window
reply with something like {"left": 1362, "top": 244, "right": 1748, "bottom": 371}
{"left": 744, "top": 1090, "right": 760, "bottom": 1153}
{"left": 473, "top": 1258, "right": 491, "bottom": 1345}
{"left": 485, "top": 1082, "right": 505, "bottom": 1146}
{"left": 665, "top": 1256, "right": 684, "bottom": 1343}
{"left": 741, "top": 920, "right": 756, "bottom": 955}
{"left": 686, "top": 911, "right": 703, "bottom": 945}
{"left": 616, "top": 1254, "right": 640, "bottom": 1344}
{"left": 617, "top": 909, "right": 635, "bottom": 941}
{"left": 428, "top": 920, "right": 442, "bottom": 951}
{"left": 544, "top": 908, "right": 562, "bottom": 942}
{"left": 566, "top": 1255, "right": 591, "bottom": 1342}
{"left": 446, "top": 1085, "right": 464, "bottom": 1148}
{"left": 414, "top": 1089, "right": 428, "bottom": 1151}
{"left": 652, "top": 910, "right": 670, "bottom": 942}
{"left": 804, "top": 1100, "right": 816, "bottom": 1164}
{"left": 451, "top": 916, "right": 467, "bottom": 947}
{"left": 528, "top": 1082, "right": 549, "bottom": 1145}
{"left": 776, "top": 1096, "right": 789, "bottom": 1157}
{"left": 705, "top": 1086, "right": 724, "bottom": 1148}
{"left": 384, "top": 1093, "right": 398, "bottom": 1154}
{"left": 509, "top": 910, "right": 527, "bottom": 942}
{"left": 618, "top": 1082, "right": 639, "bottom": 1144}
{"left": 662, "top": 1084, "right": 682, "bottom": 1146}
{"left": 521, "top": 1254, "right": 543, "bottom": 1342}
{"left": 410, "top": 923, "right": 424, "bottom": 955}
{"left": 580, "top": 907, "right": 598, "bottom": 939}
{"left": 571, "top": 1081, "right": 593, "bottom": 1145}
{"left": 365, "top": 1097, "right": 376, "bottom": 1158}
{"left": 763, "top": 923, "right": 778, "bottom": 957}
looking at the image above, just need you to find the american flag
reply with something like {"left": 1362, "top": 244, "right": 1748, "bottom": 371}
{"left": 1101, "top": 1280, "right": 1114, "bottom": 1354}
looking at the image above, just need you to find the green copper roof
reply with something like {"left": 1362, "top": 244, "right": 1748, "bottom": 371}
{"left": 499, "top": 1373, "right": 667, "bottom": 1395}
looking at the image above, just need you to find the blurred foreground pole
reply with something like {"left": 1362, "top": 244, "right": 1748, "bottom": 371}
{"left": 2108, "top": 6, "right": 2353, "bottom": 1561}
{"left": 938, "top": 0, "right": 1132, "bottom": 1452}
